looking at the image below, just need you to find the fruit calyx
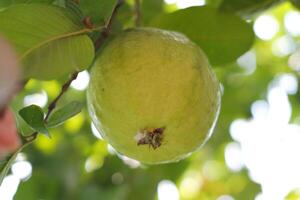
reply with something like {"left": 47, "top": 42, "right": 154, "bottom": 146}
{"left": 135, "top": 127, "right": 165, "bottom": 149}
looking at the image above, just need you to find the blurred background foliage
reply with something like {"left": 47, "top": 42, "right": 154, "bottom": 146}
{"left": 1, "top": 0, "right": 300, "bottom": 200}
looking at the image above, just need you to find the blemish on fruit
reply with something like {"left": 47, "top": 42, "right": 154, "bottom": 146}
{"left": 135, "top": 127, "right": 165, "bottom": 149}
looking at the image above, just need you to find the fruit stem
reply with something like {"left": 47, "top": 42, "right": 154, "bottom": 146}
{"left": 134, "top": 0, "right": 141, "bottom": 27}
{"left": 94, "top": 0, "right": 125, "bottom": 50}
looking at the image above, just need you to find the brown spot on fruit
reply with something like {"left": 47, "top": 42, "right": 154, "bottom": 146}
{"left": 135, "top": 127, "right": 165, "bottom": 149}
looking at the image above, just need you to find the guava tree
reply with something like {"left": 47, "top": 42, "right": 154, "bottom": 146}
{"left": 0, "top": 0, "right": 299, "bottom": 199}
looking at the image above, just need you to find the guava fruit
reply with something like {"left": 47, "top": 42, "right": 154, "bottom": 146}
{"left": 87, "top": 28, "right": 221, "bottom": 164}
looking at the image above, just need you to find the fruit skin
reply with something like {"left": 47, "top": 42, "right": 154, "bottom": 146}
{"left": 87, "top": 28, "right": 221, "bottom": 164}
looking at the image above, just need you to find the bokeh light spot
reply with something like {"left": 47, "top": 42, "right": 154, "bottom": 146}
{"left": 179, "top": 170, "right": 202, "bottom": 199}
{"left": 284, "top": 11, "right": 300, "bottom": 36}
{"left": 254, "top": 15, "right": 279, "bottom": 40}
{"left": 164, "top": 0, "right": 205, "bottom": 8}
{"left": 11, "top": 161, "right": 32, "bottom": 181}
{"left": 23, "top": 90, "right": 48, "bottom": 108}
{"left": 158, "top": 180, "right": 179, "bottom": 200}
{"left": 71, "top": 70, "right": 90, "bottom": 91}
{"left": 0, "top": 175, "right": 20, "bottom": 200}
{"left": 225, "top": 142, "right": 244, "bottom": 172}
{"left": 111, "top": 172, "right": 124, "bottom": 185}
{"left": 237, "top": 50, "right": 256, "bottom": 75}
{"left": 272, "top": 35, "right": 296, "bottom": 57}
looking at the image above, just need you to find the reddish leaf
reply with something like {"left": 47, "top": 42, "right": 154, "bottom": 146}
{"left": 0, "top": 35, "right": 21, "bottom": 111}
{"left": 0, "top": 108, "right": 21, "bottom": 158}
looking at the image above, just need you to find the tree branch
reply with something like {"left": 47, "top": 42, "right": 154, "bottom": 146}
{"left": 134, "top": 0, "right": 141, "bottom": 27}
{"left": 94, "top": 0, "right": 125, "bottom": 50}
{"left": 44, "top": 72, "right": 78, "bottom": 121}
{"left": 0, "top": 0, "right": 126, "bottom": 186}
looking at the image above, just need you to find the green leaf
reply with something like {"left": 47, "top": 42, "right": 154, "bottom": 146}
{"left": 15, "top": 114, "right": 36, "bottom": 136}
{"left": 142, "top": 0, "right": 164, "bottom": 25}
{"left": 0, "top": 148, "right": 23, "bottom": 186}
{"left": 65, "top": 0, "right": 84, "bottom": 19}
{"left": 0, "top": 0, "right": 10, "bottom": 7}
{"left": 150, "top": 6, "right": 254, "bottom": 65}
{"left": 18, "top": 105, "right": 49, "bottom": 136}
{"left": 79, "top": 0, "right": 116, "bottom": 25}
{"left": 0, "top": 4, "right": 95, "bottom": 80}
{"left": 220, "top": 0, "right": 283, "bottom": 17}
{"left": 0, "top": 0, "right": 54, "bottom": 8}
{"left": 290, "top": 0, "right": 300, "bottom": 9}
{"left": 205, "top": 0, "right": 223, "bottom": 8}
{"left": 47, "top": 101, "right": 83, "bottom": 127}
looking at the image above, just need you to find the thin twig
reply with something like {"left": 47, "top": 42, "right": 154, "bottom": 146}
{"left": 0, "top": 142, "right": 32, "bottom": 185}
{"left": 94, "top": 0, "right": 125, "bottom": 49}
{"left": 0, "top": 0, "right": 126, "bottom": 185}
{"left": 22, "top": 72, "right": 78, "bottom": 142}
{"left": 134, "top": 0, "right": 141, "bottom": 27}
{"left": 1, "top": 69, "right": 79, "bottom": 186}
{"left": 44, "top": 72, "right": 78, "bottom": 121}
{"left": 72, "top": 0, "right": 80, "bottom": 4}
{"left": 23, "top": 0, "right": 125, "bottom": 148}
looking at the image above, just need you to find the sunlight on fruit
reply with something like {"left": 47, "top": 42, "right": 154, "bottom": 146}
{"left": 254, "top": 15, "right": 279, "bottom": 40}
{"left": 157, "top": 180, "right": 179, "bottom": 200}
{"left": 71, "top": 70, "right": 90, "bottom": 91}
{"left": 90, "top": 122, "right": 103, "bottom": 140}
{"left": 107, "top": 144, "right": 117, "bottom": 155}
{"left": 120, "top": 155, "right": 141, "bottom": 168}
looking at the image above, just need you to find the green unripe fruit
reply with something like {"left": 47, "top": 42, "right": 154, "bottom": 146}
{"left": 87, "top": 28, "right": 221, "bottom": 164}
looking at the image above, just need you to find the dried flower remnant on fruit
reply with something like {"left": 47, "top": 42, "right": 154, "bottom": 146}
{"left": 135, "top": 127, "right": 165, "bottom": 149}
